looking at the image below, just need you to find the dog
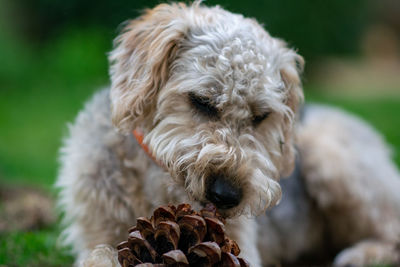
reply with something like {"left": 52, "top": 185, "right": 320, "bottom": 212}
{"left": 57, "top": 2, "right": 400, "bottom": 266}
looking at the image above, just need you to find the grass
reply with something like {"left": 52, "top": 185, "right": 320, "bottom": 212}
{"left": 0, "top": 24, "right": 399, "bottom": 266}
{"left": 0, "top": 26, "right": 110, "bottom": 266}
{"left": 0, "top": 227, "right": 73, "bottom": 267}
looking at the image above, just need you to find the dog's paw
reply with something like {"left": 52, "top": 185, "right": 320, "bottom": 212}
{"left": 333, "top": 240, "right": 399, "bottom": 267}
{"left": 81, "top": 244, "right": 120, "bottom": 267}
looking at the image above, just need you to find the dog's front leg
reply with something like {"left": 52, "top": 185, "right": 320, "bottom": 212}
{"left": 226, "top": 216, "right": 262, "bottom": 267}
{"left": 80, "top": 244, "right": 120, "bottom": 267}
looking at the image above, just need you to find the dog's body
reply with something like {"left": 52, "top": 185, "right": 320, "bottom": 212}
{"left": 57, "top": 3, "right": 400, "bottom": 266}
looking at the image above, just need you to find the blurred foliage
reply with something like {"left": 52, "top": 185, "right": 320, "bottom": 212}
{"left": 7, "top": 0, "right": 372, "bottom": 61}
{"left": 0, "top": 27, "right": 109, "bottom": 188}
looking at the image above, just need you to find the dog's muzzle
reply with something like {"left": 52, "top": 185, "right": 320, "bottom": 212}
{"left": 206, "top": 176, "right": 243, "bottom": 209}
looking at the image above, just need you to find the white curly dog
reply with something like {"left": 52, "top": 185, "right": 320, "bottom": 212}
{"left": 57, "top": 2, "right": 400, "bottom": 266}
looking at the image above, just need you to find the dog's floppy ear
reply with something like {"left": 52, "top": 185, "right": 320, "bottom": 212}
{"left": 278, "top": 47, "right": 304, "bottom": 177}
{"left": 109, "top": 3, "right": 189, "bottom": 133}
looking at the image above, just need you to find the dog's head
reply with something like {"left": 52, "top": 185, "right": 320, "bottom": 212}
{"left": 109, "top": 2, "right": 303, "bottom": 217}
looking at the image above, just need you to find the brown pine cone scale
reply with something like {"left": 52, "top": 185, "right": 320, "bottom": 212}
{"left": 117, "top": 203, "right": 249, "bottom": 267}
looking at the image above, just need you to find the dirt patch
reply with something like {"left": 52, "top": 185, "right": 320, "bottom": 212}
{"left": 0, "top": 185, "right": 56, "bottom": 232}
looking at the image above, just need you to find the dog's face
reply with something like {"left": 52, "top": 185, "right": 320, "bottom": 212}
{"left": 109, "top": 2, "right": 303, "bottom": 217}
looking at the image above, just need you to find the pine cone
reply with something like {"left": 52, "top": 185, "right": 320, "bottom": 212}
{"left": 117, "top": 203, "right": 250, "bottom": 267}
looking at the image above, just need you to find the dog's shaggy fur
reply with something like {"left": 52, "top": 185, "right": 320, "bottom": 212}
{"left": 57, "top": 2, "right": 400, "bottom": 266}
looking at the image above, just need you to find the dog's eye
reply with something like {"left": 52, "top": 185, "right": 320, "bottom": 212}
{"left": 189, "top": 92, "right": 219, "bottom": 118}
{"left": 252, "top": 112, "right": 271, "bottom": 126}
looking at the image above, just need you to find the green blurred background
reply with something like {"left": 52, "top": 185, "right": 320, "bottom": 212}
{"left": 0, "top": 0, "right": 399, "bottom": 266}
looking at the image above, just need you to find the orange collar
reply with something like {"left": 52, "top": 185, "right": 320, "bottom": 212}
{"left": 132, "top": 129, "right": 164, "bottom": 168}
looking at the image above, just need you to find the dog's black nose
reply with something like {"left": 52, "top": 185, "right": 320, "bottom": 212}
{"left": 206, "top": 176, "right": 242, "bottom": 209}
